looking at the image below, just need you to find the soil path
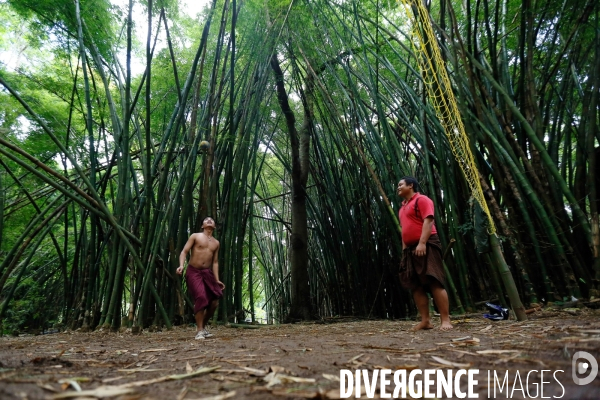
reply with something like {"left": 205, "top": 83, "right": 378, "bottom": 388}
{"left": 1, "top": 311, "right": 599, "bottom": 399}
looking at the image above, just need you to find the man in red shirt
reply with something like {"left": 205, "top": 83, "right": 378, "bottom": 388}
{"left": 397, "top": 177, "right": 452, "bottom": 331}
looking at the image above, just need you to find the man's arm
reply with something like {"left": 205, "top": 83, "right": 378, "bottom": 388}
{"left": 176, "top": 235, "right": 196, "bottom": 275}
{"left": 414, "top": 217, "right": 434, "bottom": 256}
{"left": 213, "top": 243, "right": 225, "bottom": 290}
{"left": 399, "top": 217, "right": 406, "bottom": 250}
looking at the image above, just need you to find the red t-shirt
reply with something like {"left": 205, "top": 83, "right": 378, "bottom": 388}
{"left": 398, "top": 193, "right": 437, "bottom": 246}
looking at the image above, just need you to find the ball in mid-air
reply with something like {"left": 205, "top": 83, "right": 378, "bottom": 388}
{"left": 200, "top": 140, "right": 210, "bottom": 151}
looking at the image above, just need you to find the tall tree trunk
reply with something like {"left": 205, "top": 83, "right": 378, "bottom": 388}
{"left": 270, "top": 52, "right": 312, "bottom": 321}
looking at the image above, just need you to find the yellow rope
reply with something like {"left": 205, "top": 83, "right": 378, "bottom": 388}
{"left": 398, "top": 0, "right": 496, "bottom": 233}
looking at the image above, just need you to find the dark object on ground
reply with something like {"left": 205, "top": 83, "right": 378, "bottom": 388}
{"left": 483, "top": 302, "right": 509, "bottom": 321}
{"left": 581, "top": 298, "right": 600, "bottom": 309}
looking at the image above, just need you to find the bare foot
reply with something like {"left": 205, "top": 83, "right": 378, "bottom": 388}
{"left": 410, "top": 320, "right": 434, "bottom": 331}
{"left": 439, "top": 320, "right": 453, "bottom": 331}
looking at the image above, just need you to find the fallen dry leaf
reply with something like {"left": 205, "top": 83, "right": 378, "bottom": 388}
{"left": 430, "top": 355, "right": 471, "bottom": 368}
{"left": 244, "top": 366, "right": 267, "bottom": 376}
{"left": 139, "top": 348, "right": 173, "bottom": 353}
{"left": 451, "top": 336, "right": 472, "bottom": 342}
{"left": 392, "top": 364, "right": 419, "bottom": 370}
{"left": 51, "top": 386, "right": 136, "bottom": 399}
{"left": 271, "top": 388, "right": 320, "bottom": 398}
{"left": 186, "top": 391, "right": 237, "bottom": 400}
{"left": 117, "top": 368, "right": 168, "bottom": 373}
{"left": 324, "top": 388, "right": 342, "bottom": 399}
{"left": 212, "top": 375, "right": 257, "bottom": 383}
{"left": 37, "top": 383, "right": 59, "bottom": 393}
{"left": 270, "top": 365, "right": 286, "bottom": 374}
{"left": 101, "top": 376, "right": 124, "bottom": 384}
{"left": 447, "top": 349, "right": 480, "bottom": 357}
{"left": 476, "top": 350, "right": 520, "bottom": 355}
{"left": 322, "top": 373, "right": 339, "bottom": 382}
{"left": 117, "top": 366, "right": 220, "bottom": 388}
{"left": 263, "top": 372, "right": 316, "bottom": 388}
{"left": 58, "top": 379, "right": 81, "bottom": 392}
{"left": 346, "top": 354, "right": 364, "bottom": 363}
{"left": 177, "top": 386, "right": 188, "bottom": 400}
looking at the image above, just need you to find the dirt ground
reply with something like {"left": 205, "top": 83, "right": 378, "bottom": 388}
{"left": 1, "top": 309, "right": 599, "bottom": 400}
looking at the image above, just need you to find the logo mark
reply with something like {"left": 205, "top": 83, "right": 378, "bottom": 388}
{"left": 572, "top": 351, "right": 598, "bottom": 385}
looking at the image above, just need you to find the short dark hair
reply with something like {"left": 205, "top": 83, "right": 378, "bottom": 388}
{"left": 400, "top": 176, "right": 419, "bottom": 192}
{"left": 203, "top": 216, "right": 215, "bottom": 222}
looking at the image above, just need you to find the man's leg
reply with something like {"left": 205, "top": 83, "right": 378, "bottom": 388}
{"left": 203, "top": 300, "right": 219, "bottom": 327}
{"left": 410, "top": 286, "right": 434, "bottom": 331}
{"left": 194, "top": 309, "right": 206, "bottom": 332}
{"left": 430, "top": 280, "right": 453, "bottom": 330}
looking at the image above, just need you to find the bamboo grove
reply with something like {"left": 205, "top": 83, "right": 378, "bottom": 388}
{"left": 0, "top": 0, "right": 598, "bottom": 333}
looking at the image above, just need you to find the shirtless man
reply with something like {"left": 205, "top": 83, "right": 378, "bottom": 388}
{"left": 177, "top": 217, "right": 225, "bottom": 339}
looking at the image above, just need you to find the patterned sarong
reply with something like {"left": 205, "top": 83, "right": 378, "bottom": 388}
{"left": 185, "top": 266, "right": 223, "bottom": 314}
{"left": 399, "top": 234, "right": 446, "bottom": 290}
